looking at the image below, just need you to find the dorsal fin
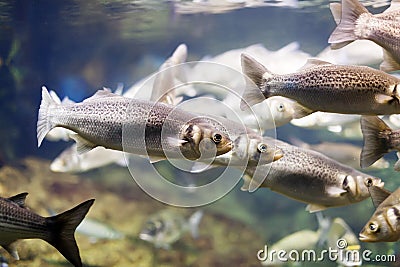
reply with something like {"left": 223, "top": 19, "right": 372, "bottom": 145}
{"left": 83, "top": 88, "right": 119, "bottom": 103}
{"left": 380, "top": 49, "right": 400, "bottom": 72}
{"left": 298, "top": 59, "right": 333, "bottom": 71}
{"left": 368, "top": 186, "right": 392, "bottom": 208}
{"left": 8, "top": 192, "right": 28, "bottom": 208}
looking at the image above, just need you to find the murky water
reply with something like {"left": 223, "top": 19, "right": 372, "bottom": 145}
{"left": 0, "top": 1, "right": 398, "bottom": 266}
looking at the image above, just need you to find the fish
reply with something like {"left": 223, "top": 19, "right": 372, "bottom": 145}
{"left": 359, "top": 186, "right": 400, "bottom": 242}
{"left": 325, "top": 217, "right": 362, "bottom": 266}
{"left": 76, "top": 217, "right": 124, "bottom": 243}
{"left": 139, "top": 209, "right": 203, "bottom": 249}
{"left": 260, "top": 212, "right": 329, "bottom": 266}
{"left": 0, "top": 192, "right": 94, "bottom": 267}
{"left": 240, "top": 53, "right": 400, "bottom": 115}
{"left": 328, "top": 0, "right": 400, "bottom": 72}
{"left": 290, "top": 138, "right": 389, "bottom": 170}
{"left": 360, "top": 115, "right": 400, "bottom": 169}
{"left": 50, "top": 144, "right": 126, "bottom": 173}
{"left": 37, "top": 87, "right": 233, "bottom": 162}
{"left": 241, "top": 139, "right": 384, "bottom": 212}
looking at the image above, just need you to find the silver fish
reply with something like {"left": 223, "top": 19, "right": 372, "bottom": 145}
{"left": 360, "top": 115, "right": 400, "bottom": 168}
{"left": 329, "top": 0, "right": 400, "bottom": 72}
{"left": 139, "top": 209, "right": 203, "bottom": 249}
{"left": 50, "top": 144, "right": 126, "bottom": 173}
{"left": 76, "top": 218, "right": 124, "bottom": 243}
{"left": 0, "top": 193, "right": 94, "bottom": 267}
{"left": 37, "top": 87, "right": 232, "bottom": 162}
{"left": 359, "top": 186, "right": 400, "bottom": 242}
{"left": 241, "top": 139, "right": 384, "bottom": 212}
{"left": 240, "top": 54, "right": 400, "bottom": 115}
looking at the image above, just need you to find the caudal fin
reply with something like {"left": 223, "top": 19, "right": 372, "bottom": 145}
{"left": 240, "top": 53, "right": 272, "bottom": 110}
{"left": 360, "top": 116, "right": 391, "bottom": 168}
{"left": 37, "top": 86, "right": 59, "bottom": 147}
{"left": 46, "top": 199, "right": 95, "bottom": 267}
{"left": 328, "top": 0, "right": 369, "bottom": 49}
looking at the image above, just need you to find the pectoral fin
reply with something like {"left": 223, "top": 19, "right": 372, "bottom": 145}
{"left": 375, "top": 93, "right": 395, "bottom": 104}
{"left": 306, "top": 204, "right": 328, "bottom": 213}
{"left": 149, "top": 156, "right": 166, "bottom": 163}
{"left": 166, "top": 137, "right": 188, "bottom": 147}
{"left": 380, "top": 50, "right": 400, "bottom": 72}
{"left": 69, "top": 134, "right": 97, "bottom": 154}
{"left": 326, "top": 186, "right": 347, "bottom": 197}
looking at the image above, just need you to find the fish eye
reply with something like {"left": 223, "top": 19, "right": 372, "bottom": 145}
{"left": 369, "top": 223, "right": 379, "bottom": 233}
{"left": 277, "top": 103, "right": 285, "bottom": 112}
{"left": 213, "top": 133, "right": 222, "bottom": 144}
{"left": 365, "top": 177, "right": 374, "bottom": 187}
{"left": 257, "top": 143, "right": 268, "bottom": 153}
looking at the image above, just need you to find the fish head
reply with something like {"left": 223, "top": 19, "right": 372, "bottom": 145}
{"left": 267, "top": 97, "right": 295, "bottom": 124}
{"left": 244, "top": 135, "right": 283, "bottom": 165}
{"left": 139, "top": 218, "right": 165, "bottom": 244}
{"left": 50, "top": 146, "right": 82, "bottom": 173}
{"left": 359, "top": 207, "right": 400, "bottom": 242}
{"left": 343, "top": 175, "right": 384, "bottom": 203}
{"left": 180, "top": 120, "right": 233, "bottom": 159}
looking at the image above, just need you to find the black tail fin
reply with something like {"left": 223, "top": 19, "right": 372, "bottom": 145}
{"left": 46, "top": 199, "right": 95, "bottom": 267}
{"left": 360, "top": 116, "right": 391, "bottom": 168}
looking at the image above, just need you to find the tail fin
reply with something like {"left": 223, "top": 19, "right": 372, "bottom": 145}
{"left": 240, "top": 53, "right": 272, "bottom": 110}
{"left": 46, "top": 199, "right": 95, "bottom": 267}
{"left": 360, "top": 116, "right": 391, "bottom": 168}
{"left": 328, "top": 0, "right": 369, "bottom": 49}
{"left": 37, "top": 86, "right": 59, "bottom": 147}
{"left": 188, "top": 210, "right": 203, "bottom": 239}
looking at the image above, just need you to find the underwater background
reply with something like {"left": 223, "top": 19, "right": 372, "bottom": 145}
{"left": 0, "top": 0, "right": 399, "bottom": 266}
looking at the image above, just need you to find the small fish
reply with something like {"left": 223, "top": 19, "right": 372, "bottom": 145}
{"left": 290, "top": 138, "right": 389, "bottom": 170}
{"left": 139, "top": 209, "right": 203, "bottom": 249}
{"left": 240, "top": 54, "right": 400, "bottom": 115}
{"left": 50, "top": 144, "right": 126, "bottom": 173}
{"left": 359, "top": 186, "right": 400, "bottom": 242}
{"left": 37, "top": 87, "right": 232, "bottom": 162}
{"left": 360, "top": 115, "right": 400, "bottom": 169}
{"left": 241, "top": 139, "right": 384, "bottom": 212}
{"left": 0, "top": 193, "right": 94, "bottom": 267}
{"left": 76, "top": 217, "right": 124, "bottom": 243}
{"left": 325, "top": 218, "right": 362, "bottom": 266}
{"left": 328, "top": 0, "right": 400, "bottom": 72}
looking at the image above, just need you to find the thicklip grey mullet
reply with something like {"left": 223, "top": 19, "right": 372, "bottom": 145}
{"left": 37, "top": 87, "right": 233, "bottom": 162}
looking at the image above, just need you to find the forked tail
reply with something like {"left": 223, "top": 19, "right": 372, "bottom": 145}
{"left": 46, "top": 199, "right": 95, "bottom": 267}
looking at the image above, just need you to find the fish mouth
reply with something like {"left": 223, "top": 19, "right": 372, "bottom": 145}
{"left": 358, "top": 233, "right": 369, "bottom": 242}
{"left": 273, "top": 149, "right": 284, "bottom": 161}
